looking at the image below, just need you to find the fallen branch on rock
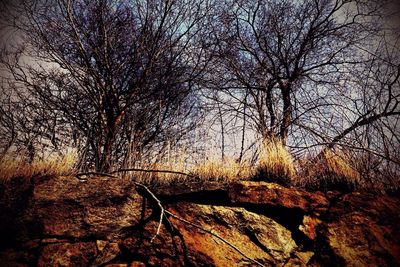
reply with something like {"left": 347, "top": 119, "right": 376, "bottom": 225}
{"left": 75, "top": 172, "right": 265, "bottom": 266}
{"left": 77, "top": 168, "right": 194, "bottom": 179}
{"left": 111, "top": 168, "right": 194, "bottom": 178}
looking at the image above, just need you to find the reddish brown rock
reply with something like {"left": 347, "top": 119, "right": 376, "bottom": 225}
{"left": 326, "top": 192, "right": 400, "bottom": 267}
{"left": 31, "top": 176, "right": 144, "bottom": 239}
{"left": 167, "top": 202, "right": 300, "bottom": 266}
{"left": 129, "top": 261, "right": 146, "bottom": 267}
{"left": 299, "top": 216, "right": 322, "bottom": 240}
{"left": 121, "top": 220, "right": 186, "bottom": 266}
{"left": 1, "top": 176, "right": 399, "bottom": 267}
{"left": 41, "top": 238, "right": 71, "bottom": 244}
{"left": 121, "top": 201, "right": 305, "bottom": 266}
{"left": 37, "top": 242, "right": 97, "bottom": 267}
{"left": 229, "top": 181, "right": 329, "bottom": 213}
{"left": 92, "top": 241, "right": 121, "bottom": 266}
{"left": 0, "top": 249, "right": 31, "bottom": 267}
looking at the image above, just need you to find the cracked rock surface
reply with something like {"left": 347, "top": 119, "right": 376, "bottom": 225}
{"left": 0, "top": 176, "right": 399, "bottom": 266}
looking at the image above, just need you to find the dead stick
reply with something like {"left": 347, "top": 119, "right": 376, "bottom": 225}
{"left": 133, "top": 182, "right": 165, "bottom": 243}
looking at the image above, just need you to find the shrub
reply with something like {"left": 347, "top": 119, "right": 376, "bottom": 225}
{"left": 347, "top": 151, "right": 400, "bottom": 193}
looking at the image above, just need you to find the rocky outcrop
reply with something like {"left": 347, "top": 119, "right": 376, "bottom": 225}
{"left": 325, "top": 193, "right": 400, "bottom": 266}
{"left": 228, "top": 182, "right": 329, "bottom": 213}
{"left": 0, "top": 176, "right": 399, "bottom": 266}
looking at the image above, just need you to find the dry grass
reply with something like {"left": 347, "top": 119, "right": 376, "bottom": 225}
{"left": 191, "top": 156, "right": 253, "bottom": 182}
{"left": 0, "top": 150, "right": 77, "bottom": 181}
{"left": 323, "top": 149, "right": 361, "bottom": 182}
{"left": 254, "top": 138, "right": 296, "bottom": 185}
{"left": 1, "top": 144, "right": 396, "bottom": 193}
{"left": 295, "top": 149, "right": 361, "bottom": 191}
{"left": 131, "top": 154, "right": 253, "bottom": 185}
{"left": 132, "top": 155, "right": 189, "bottom": 184}
{"left": 347, "top": 151, "right": 400, "bottom": 193}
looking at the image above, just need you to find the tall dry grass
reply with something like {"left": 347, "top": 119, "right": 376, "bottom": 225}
{"left": 138, "top": 139, "right": 296, "bottom": 186}
{"left": 1, "top": 143, "right": 396, "bottom": 193}
{"left": 130, "top": 153, "right": 253, "bottom": 185}
{"left": 0, "top": 150, "right": 77, "bottom": 181}
{"left": 131, "top": 154, "right": 189, "bottom": 184}
{"left": 347, "top": 151, "right": 400, "bottom": 193}
{"left": 191, "top": 156, "right": 253, "bottom": 182}
{"left": 254, "top": 138, "right": 296, "bottom": 185}
{"left": 295, "top": 149, "right": 361, "bottom": 191}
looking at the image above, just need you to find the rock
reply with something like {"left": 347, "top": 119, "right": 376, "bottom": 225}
{"left": 121, "top": 220, "right": 186, "bottom": 266}
{"left": 0, "top": 248, "right": 31, "bottom": 267}
{"left": 299, "top": 216, "right": 321, "bottom": 240}
{"left": 30, "top": 176, "right": 144, "bottom": 240}
{"left": 228, "top": 181, "right": 329, "bottom": 213}
{"left": 37, "top": 241, "right": 119, "bottom": 267}
{"left": 37, "top": 242, "right": 97, "bottom": 267}
{"left": 153, "top": 181, "right": 227, "bottom": 197}
{"left": 1, "top": 175, "right": 399, "bottom": 266}
{"left": 284, "top": 251, "right": 315, "bottom": 266}
{"left": 167, "top": 202, "right": 299, "bottom": 266}
{"left": 41, "top": 238, "right": 71, "bottom": 244}
{"left": 294, "top": 251, "right": 314, "bottom": 265}
{"left": 92, "top": 241, "right": 120, "bottom": 266}
{"left": 129, "top": 261, "right": 146, "bottom": 267}
{"left": 0, "top": 176, "right": 34, "bottom": 248}
{"left": 121, "top": 201, "right": 303, "bottom": 266}
{"left": 96, "top": 240, "right": 108, "bottom": 252}
{"left": 326, "top": 192, "right": 400, "bottom": 266}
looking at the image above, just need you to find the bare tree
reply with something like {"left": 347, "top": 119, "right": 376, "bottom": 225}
{"left": 1, "top": 0, "right": 211, "bottom": 172}
{"left": 203, "top": 0, "right": 389, "bottom": 145}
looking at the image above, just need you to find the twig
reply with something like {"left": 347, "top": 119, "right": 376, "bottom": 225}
{"left": 133, "top": 182, "right": 165, "bottom": 243}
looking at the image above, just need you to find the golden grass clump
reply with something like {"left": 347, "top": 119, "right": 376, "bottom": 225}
{"left": 191, "top": 156, "right": 253, "bottom": 182}
{"left": 323, "top": 149, "right": 361, "bottom": 183}
{"left": 295, "top": 149, "right": 361, "bottom": 191}
{"left": 254, "top": 138, "right": 296, "bottom": 185}
{"left": 0, "top": 150, "right": 77, "bottom": 181}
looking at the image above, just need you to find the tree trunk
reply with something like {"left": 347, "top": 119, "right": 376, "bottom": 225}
{"left": 280, "top": 82, "right": 292, "bottom": 145}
